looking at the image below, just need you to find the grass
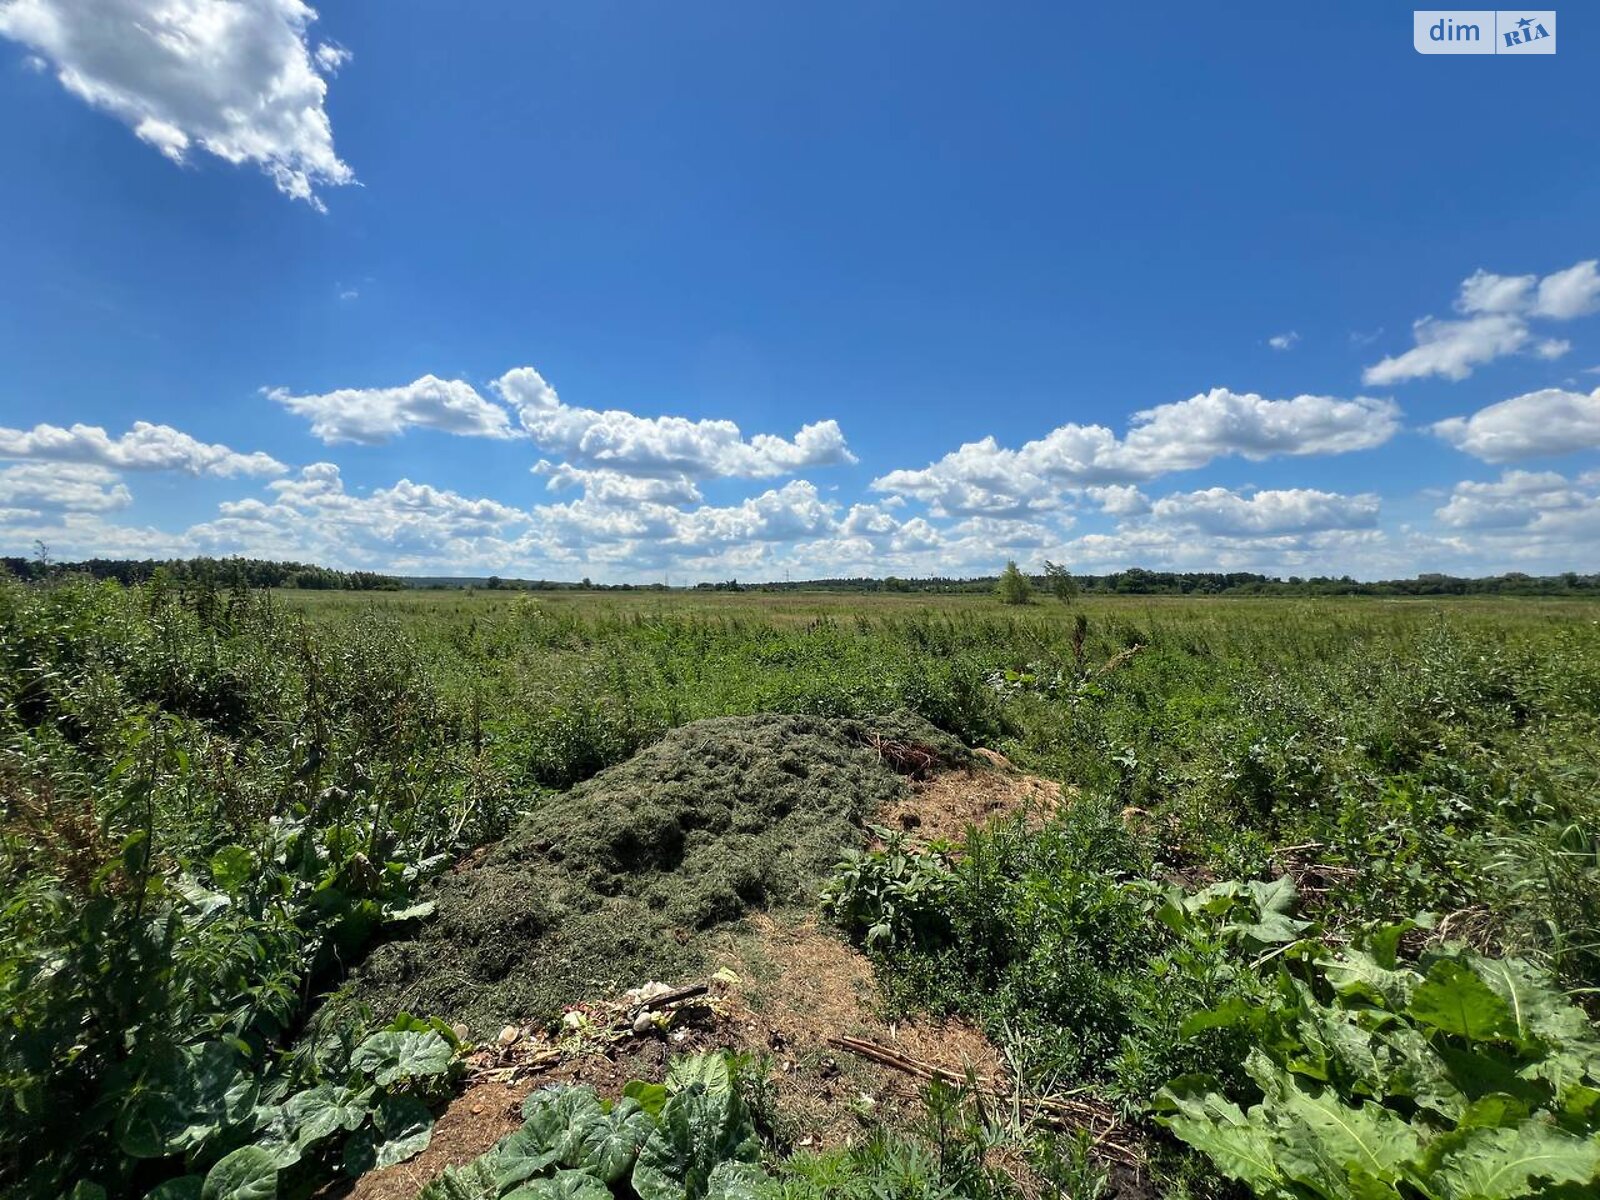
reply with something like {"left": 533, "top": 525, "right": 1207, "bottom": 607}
{"left": 3, "top": 574, "right": 1598, "bottom": 1199}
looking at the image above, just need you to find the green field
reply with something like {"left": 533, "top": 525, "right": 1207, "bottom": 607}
{"left": 4, "top": 575, "right": 1600, "bottom": 1199}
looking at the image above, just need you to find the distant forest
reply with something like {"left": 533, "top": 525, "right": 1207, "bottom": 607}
{"left": 4, "top": 554, "right": 1599, "bottom": 597}
{"left": 1, "top": 555, "right": 404, "bottom": 591}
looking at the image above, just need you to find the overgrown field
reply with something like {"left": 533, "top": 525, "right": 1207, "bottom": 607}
{"left": 3, "top": 576, "right": 1599, "bottom": 1199}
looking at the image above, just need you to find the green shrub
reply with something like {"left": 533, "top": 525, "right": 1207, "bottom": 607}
{"left": 1157, "top": 933, "right": 1600, "bottom": 1199}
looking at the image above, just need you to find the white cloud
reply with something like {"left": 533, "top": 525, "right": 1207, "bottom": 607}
{"left": 1457, "top": 269, "right": 1536, "bottom": 315}
{"left": 1533, "top": 260, "right": 1600, "bottom": 320}
{"left": 269, "top": 366, "right": 857, "bottom": 483}
{"left": 1434, "top": 470, "right": 1583, "bottom": 529}
{"left": 493, "top": 367, "right": 856, "bottom": 479}
{"left": 1431, "top": 386, "right": 1600, "bottom": 462}
{"left": 1085, "top": 484, "right": 1150, "bottom": 516}
{"left": 1267, "top": 331, "right": 1300, "bottom": 351}
{"left": 1150, "top": 487, "right": 1381, "bottom": 536}
{"left": 529, "top": 480, "right": 840, "bottom": 562}
{"left": 1363, "top": 314, "right": 1531, "bottom": 385}
{"left": 1366, "top": 259, "right": 1600, "bottom": 384}
{"left": 0, "top": 420, "right": 286, "bottom": 476}
{"left": 534, "top": 461, "right": 704, "bottom": 506}
{"left": 189, "top": 463, "right": 533, "bottom": 562}
{"left": 0, "top": 0, "right": 354, "bottom": 209}
{"left": 267, "top": 375, "right": 518, "bottom": 444}
{"left": 0, "top": 462, "right": 131, "bottom": 514}
{"left": 873, "top": 388, "right": 1398, "bottom": 517}
{"left": 1425, "top": 470, "right": 1600, "bottom": 568}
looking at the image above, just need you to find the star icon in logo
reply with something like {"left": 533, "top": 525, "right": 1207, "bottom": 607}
{"left": 1517, "top": 15, "right": 1534, "bottom": 29}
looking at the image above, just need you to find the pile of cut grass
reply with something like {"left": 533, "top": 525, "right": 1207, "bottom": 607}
{"left": 343, "top": 712, "right": 967, "bottom": 1035}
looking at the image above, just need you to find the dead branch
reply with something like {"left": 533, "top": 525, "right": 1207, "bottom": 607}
{"left": 827, "top": 1035, "right": 1138, "bottom": 1167}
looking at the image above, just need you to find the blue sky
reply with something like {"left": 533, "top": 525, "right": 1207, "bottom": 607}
{"left": 0, "top": 2, "right": 1596, "bottom": 581}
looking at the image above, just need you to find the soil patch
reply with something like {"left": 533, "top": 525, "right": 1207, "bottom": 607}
{"left": 714, "top": 913, "right": 1004, "bottom": 1150}
{"left": 341, "top": 712, "right": 967, "bottom": 1038}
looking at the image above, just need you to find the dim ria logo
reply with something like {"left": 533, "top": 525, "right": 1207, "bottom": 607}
{"left": 1414, "top": 10, "right": 1556, "bottom": 53}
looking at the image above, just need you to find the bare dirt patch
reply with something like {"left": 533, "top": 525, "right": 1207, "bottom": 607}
{"left": 343, "top": 1081, "right": 524, "bottom": 1200}
{"left": 711, "top": 913, "right": 1004, "bottom": 1151}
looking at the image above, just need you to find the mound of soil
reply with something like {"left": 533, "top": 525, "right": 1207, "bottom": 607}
{"left": 343, "top": 712, "right": 967, "bottom": 1036}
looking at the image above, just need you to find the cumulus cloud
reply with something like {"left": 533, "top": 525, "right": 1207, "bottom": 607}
{"left": 534, "top": 462, "right": 704, "bottom": 506}
{"left": 494, "top": 367, "right": 856, "bottom": 480}
{"left": 1362, "top": 314, "right": 1532, "bottom": 385}
{"left": 0, "top": 0, "right": 355, "bottom": 209}
{"left": 1532, "top": 260, "right": 1600, "bottom": 320}
{"left": 0, "top": 420, "right": 286, "bottom": 476}
{"left": 1150, "top": 487, "right": 1381, "bottom": 536}
{"left": 1364, "top": 259, "right": 1599, "bottom": 384}
{"left": 0, "top": 462, "right": 131, "bottom": 514}
{"left": 1267, "top": 331, "right": 1300, "bottom": 351}
{"left": 1426, "top": 471, "right": 1600, "bottom": 568}
{"left": 1434, "top": 470, "right": 1584, "bottom": 530}
{"left": 530, "top": 480, "right": 840, "bottom": 561}
{"left": 872, "top": 388, "right": 1398, "bottom": 517}
{"left": 1085, "top": 484, "right": 1150, "bottom": 516}
{"left": 267, "top": 375, "right": 518, "bottom": 444}
{"left": 189, "top": 463, "right": 532, "bottom": 561}
{"left": 1431, "top": 386, "right": 1600, "bottom": 463}
{"left": 269, "top": 365, "right": 857, "bottom": 483}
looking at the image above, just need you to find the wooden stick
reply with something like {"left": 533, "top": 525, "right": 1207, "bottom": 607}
{"left": 629, "top": 982, "right": 710, "bottom": 1012}
{"left": 826, "top": 1035, "right": 1138, "bottom": 1166}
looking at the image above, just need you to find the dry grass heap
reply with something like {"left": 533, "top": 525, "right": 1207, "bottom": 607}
{"left": 342, "top": 712, "right": 968, "bottom": 1036}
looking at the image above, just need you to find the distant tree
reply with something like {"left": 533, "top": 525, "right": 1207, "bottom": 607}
{"left": 996, "top": 560, "right": 1033, "bottom": 605}
{"left": 486, "top": 575, "right": 503, "bottom": 590}
{"left": 1042, "top": 560, "right": 1079, "bottom": 604}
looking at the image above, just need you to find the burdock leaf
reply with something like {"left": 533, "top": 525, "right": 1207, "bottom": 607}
{"left": 1410, "top": 959, "right": 1518, "bottom": 1043}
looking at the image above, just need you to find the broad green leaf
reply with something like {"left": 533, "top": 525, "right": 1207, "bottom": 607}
{"left": 343, "top": 1108, "right": 431, "bottom": 1177}
{"left": 1410, "top": 959, "right": 1519, "bottom": 1043}
{"left": 504, "top": 1170, "right": 612, "bottom": 1200}
{"left": 1271, "top": 1071, "right": 1420, "bottom": 1188}
{"left": 624, "top": 1080, "right": 670, "bottom": 1119}
{"left": 144, "top": 1178, "right": 204, "bottom": 1200}
{"left": 1468, "top": 953, "right": 1600, "bottom": 1051}
{"left": 118, "top": 1042, "right": 257, "bottom": 1158}
{"left": 418, "top": 1159, "right": 500, "bottom": 1200}
{"left": 1377, "top": 1022, "right": 1466, "bottom": 1120}
{"left": 1155, "top": 1088, "right": 1286, "bottom": 1195}
{"left": 666, "top": 1052, "right": 735, "bottom": 1098}
{"left": 1323, "top": 948, "right": 1417, "bottom": 1011}
{"left": 566, "top": 1097, "right": 654, "bottom": 1183}
{"left": 1433, "top": 1042, "right": 1546, "bottom": 1105}
{"left": 200, "top": 1146, "right": 278, "bottom": 1200}
{"left": 69, "top": 1185, "right": 108, "bottom": 1200}
{"left": 632, "top": 1085, "right": 761, "bottom": 1200}
{"left": 210, "top": 846, "right": 254, "bottom": 893}
{"left": 522, "top": 1084, "right": 605, "bottom": 1125}
{"left": 704, "top": 1160, "right": 767, "bottom": 1200}
{"left": 1559, "top": 1082, "right": 1600, "bottom": 1122}
{"left": 283, "top": 1083, "right": 369, "bottom": 1147}
{"left": 1366, "top": 920, "right": 1417, "bottom": 970}
{"left": 369, "top": 1094, "right": 435, "bottom": 1169}
{"left": 500, "top": 1087, "right": 604, "bottom": 1190}
{"left": 1180, "top": 995, "right": 1264, "bottom": 1038}
{"left": 350, "top": 1030, "right": 454, "bottom": 1086}
{"left": 1454, "top": 1094, "right": 1531, "bottom": 1131}
{"left": 1225, "top": 876, "right": 1310, "bottom": 947}
{"left": 1427, "top": 1119, "right": 1600, "bottom": 1200}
